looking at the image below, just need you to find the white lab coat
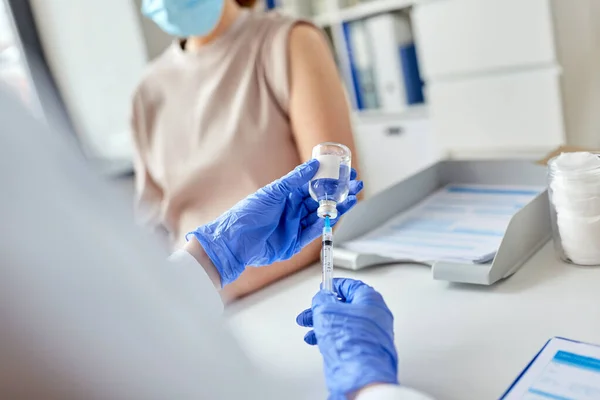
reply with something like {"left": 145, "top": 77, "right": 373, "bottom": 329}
{"left": 0, "top": 87, "right": 432, "bottom": 399}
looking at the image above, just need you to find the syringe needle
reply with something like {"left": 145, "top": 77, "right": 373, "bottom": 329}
{"left": 321, "top": 216, "right": 334, "bottom": 293}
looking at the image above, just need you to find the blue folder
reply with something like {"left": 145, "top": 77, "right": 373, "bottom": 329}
{"left": 342, "top": 22, "right": 364, "bottom": 110}
{"left": 399, "top": 43, "right": 424, "bottom": 105}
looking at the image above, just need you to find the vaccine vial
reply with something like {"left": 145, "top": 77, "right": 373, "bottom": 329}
{"left": 309, "top": 142, "right": 352, "bottom": 219}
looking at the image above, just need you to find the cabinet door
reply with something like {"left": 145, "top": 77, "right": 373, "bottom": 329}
{"left": 353, "top": 117, "right": 441, "bottom": 197}
{"left": 413, "top": 0, "right": 556, "bottom": 79}
{"left": 428, "top": 68, "right": 565, "bottom": 155}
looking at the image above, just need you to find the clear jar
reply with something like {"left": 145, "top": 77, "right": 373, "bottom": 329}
{"left": 309, "top": 142, "right": 352, "bottom": 219}
{"left": 548, "top": 152, "right": 600, "bottom": 265}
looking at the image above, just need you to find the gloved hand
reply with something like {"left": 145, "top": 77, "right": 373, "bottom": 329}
{"left": 187, "top": 160, "right": 363, "bottom": 286}
{"left": 296, "top": 278, "right": 398, "bottom": 399}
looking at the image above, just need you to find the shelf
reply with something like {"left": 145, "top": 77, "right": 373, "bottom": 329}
{"left": 352, "top": 104, "right": 428, "bottom": 123}
{"left": 314, "top": 0, "right": 415, "bottom": 27}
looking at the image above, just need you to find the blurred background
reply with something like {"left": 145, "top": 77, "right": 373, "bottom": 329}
{"left": 2, "top": 0, "right": 600, "bottom": 197}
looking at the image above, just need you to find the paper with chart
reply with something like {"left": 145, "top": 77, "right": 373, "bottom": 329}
{"left": 342, "top": 184, "right": 544, "bottom": 264}
{"left": 503, "top": 337, "right": 600, "bottom": 400}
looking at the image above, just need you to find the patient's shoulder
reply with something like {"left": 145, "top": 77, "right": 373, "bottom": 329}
{"left": 132, "top": 43, "right": 181, "bottom": 102}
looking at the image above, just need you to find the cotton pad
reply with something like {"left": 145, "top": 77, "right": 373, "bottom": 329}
{"left": 549, "top": 152, "right": 600, "bottom": 265}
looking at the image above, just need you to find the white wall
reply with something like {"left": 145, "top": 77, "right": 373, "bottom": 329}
{"left": 0, "top": 0, "right": 14, "bottom": 45}
{"left": 29, "top": 0, "right": 149, "bottom": 160}
{"left": 132, "top": 0, "right": 171, "bottom": 60}
{"left": 552, "top": 0, "right": 600, "bottom": 148}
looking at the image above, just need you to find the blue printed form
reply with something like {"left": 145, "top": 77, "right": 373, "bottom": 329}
{"left": 342, "top": 184, "right": 543, "bottom": 264}
{"left": 503, "top": 338, "right": 600, "bottom": 400}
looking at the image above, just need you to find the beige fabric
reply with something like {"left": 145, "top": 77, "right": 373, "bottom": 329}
{"left": 131, "top": 11, "right": 309, "bottom": 246}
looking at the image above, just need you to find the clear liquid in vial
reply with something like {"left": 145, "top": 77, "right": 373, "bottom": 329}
{"left": 309, "top": 164, "right": 351, "bottom": 204}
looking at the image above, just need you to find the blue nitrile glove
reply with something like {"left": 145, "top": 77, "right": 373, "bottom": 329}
{"left": 296, "top": 278, "right": 399, "bottom": 399}
{"left": 187, "top": 160, "right": 363, "bottom": 286}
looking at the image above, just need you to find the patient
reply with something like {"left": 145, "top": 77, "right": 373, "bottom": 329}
{"left": 130, "top": 0, "right": 358, "bottom": 301}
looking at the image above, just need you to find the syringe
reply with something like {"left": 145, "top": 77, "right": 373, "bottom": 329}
{"left": 321, "top": 215, "right": 334, "bottom": 293}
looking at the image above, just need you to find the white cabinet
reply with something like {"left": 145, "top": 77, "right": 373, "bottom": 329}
{"left": 413, "top": 0, "right": 556, "bottom": 79}
{"left": 29, "top": 0, "right": 145, "bottom": 161}
{"left": 353, "top": 115, "right": 442, "bottom": 197}
{"left": 428, "top": 67, "right": 564, "bottom": 152}
{"left": 412, "top": 0, "right": 600, "bottom": 156}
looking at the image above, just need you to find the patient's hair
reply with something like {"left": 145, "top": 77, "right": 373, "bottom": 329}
{"left": 235, "top": 0, "right": 257, "bottom": 7}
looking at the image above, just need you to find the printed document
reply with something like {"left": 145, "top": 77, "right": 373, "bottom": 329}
{"left": 342, "top": 184, "right": 543, "bottom": 264}
{"left": 502, "top": 337, "right": 600, "bottom": 400}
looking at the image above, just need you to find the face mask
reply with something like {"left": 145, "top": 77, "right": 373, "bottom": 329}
{"left": 141, "top": 0, "right": 225, "bottom": 37}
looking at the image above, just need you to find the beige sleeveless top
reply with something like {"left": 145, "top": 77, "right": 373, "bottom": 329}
{"left": 131, "top": 11, "right": 306, "bottom": 246}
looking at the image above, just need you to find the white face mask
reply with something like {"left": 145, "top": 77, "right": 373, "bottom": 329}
{"left": 141, "top": 0, "right": 225, "bottom": 37}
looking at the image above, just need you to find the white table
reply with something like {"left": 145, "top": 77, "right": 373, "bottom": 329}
{"left": 225, "top": 242, "right": 600, "bottom": 400}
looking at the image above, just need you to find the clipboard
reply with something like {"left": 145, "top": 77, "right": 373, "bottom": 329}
{"left": 501, "top": 337, "right": 600, "bottom": 399}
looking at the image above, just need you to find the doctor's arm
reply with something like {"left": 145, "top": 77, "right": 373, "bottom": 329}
{"left": 298, "top": 278, "right": 435, "bottom": 400}
{"left": 0, "top": 89, "right": 276, "bottom": 399}
{"left": 168, "top": 246, "right": 434, "bottom": 400}
{"left": 183, "top": 160, "right": 361, "bottom": 289}
{"left": 355, "top": 386, "right": 435, "bottom": 400}
{"left": 178, "top": 162, "right": 431, "bottom": 399}
{"left": 182, "top": 239, "right": 222, "bottom": 288}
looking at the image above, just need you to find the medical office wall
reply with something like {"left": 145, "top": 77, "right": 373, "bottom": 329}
{"left": 126, "top": 0, "right": 600, "bottom": 197}
{"left": 15, "top": 0, "right": 600, "bottom": 184}
{"left": 412, "top": 0, "right": 600, "bottom": 158}
{"left": 23, "top": 0, "right": 148, "bottom": 171}
{"left": 255, "top": 0, "right": 600, "bottom": 196}
{"left": 1, "top": 0, "right": 73, "bottom": 136}
{"left": 131, "top": 0, "right": 171, "bottom": 60}
{"left": 275, "top": 0, "right": 600, "bottom": 154}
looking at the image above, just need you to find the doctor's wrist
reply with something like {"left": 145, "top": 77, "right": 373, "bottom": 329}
{"left": 351, "top": 383, "right": 396, "bottom": 399}
{"left": 183, "top": 237, "right": 222, "bottom": 289}
{"left": 187, "top": 227, "right": 245, "bottom": 287}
